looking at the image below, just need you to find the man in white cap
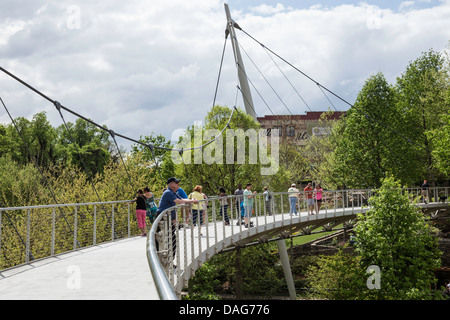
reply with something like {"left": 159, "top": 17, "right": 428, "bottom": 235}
{"left": 288, "top": 183, "right": 300, "bottom": 216}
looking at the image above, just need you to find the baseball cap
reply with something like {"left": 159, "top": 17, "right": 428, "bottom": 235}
{"left": 167, "top": 177, "right": 181, "bottom": 184}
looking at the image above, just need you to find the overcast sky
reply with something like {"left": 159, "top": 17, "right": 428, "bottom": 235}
{"left": 1, "top": 0, "right": 449, "bottom": 150}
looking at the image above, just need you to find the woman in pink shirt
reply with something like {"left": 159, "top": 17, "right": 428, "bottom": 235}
{"left": 314, "top": 184, "right": 323, "bottom": 214}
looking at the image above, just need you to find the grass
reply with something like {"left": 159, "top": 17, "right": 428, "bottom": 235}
{"left": 290, "top": 224, "right": 345, "bottom": 246}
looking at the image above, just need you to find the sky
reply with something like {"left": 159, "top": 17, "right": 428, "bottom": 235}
{"left": 1, "top": 0, "right": 449, "bottom": 150}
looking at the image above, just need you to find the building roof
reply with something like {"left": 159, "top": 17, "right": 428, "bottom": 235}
{"left": 257, "top": 111, "right": 345, "bottom": 122}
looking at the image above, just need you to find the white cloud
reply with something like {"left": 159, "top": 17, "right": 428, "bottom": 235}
{"left": 250, "top": 3, "right": 288, "bottom": 15}
{"left": 0, "top": 0, "right": 449, "bottom": 151}
{"left": 399, "top": 1, "right": 416, "bottom": 11}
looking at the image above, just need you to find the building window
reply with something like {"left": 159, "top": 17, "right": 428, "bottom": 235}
{"left": 273, "top": 126, "right": 283, "bottom": 136}
{"left": 286, "top": 126, "right": 295, "bottom": 137}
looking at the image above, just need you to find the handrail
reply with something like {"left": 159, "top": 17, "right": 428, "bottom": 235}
{"left": 146, "top": 187, "right": 449, "bottom": 299}
{"left": 0, "top": 200, "right": 131, "bottom": 212}
{"left": 147, "top": 208, "right": 178, "bottom": 300}
{"left": 1, "top": 187, "right": 447, "bottom": 299}
{"left": 0, "top": 199, "right": 135, "bottom": 271}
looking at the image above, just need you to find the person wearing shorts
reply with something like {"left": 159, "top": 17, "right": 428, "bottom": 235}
{"left": 314, "top": 184, "right": 323, "bottom": 214}
{"left": 304, "top": 183, "right": 314, "bottom": 215}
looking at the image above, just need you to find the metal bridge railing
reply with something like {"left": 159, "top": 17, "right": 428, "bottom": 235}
{"left": 0, "top": 200, "right": 136, "bottom": 271}
{"left": 1, "top": 187, "right": 447, "bottom": 299}
{"left": 147, "top": 187, "right": 449, "bottom": 299}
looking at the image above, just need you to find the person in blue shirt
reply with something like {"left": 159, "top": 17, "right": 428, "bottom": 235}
{"left": 156, "top": 177, "right": 198, "bottom": 256}
{"left": 157, "top": 177, "right": 196, "bottom": 215}
{"left": 177, "top": 187, "right": 188, "bottom": 199}
{"left": 176, "top": 187, "right": 189, "bottom": 226}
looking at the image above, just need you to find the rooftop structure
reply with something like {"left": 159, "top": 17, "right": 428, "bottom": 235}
{"left": 257, "top": 111, "right": 345, "bottom": 146}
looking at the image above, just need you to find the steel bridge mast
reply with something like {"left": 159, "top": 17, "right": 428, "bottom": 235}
{"left": 224, "top": 3, "right": 296, "bottom": 299}
{"left": 224, "top": 3, "right": 257, "bottom": 120}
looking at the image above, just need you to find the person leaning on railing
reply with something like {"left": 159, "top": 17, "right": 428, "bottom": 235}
{"left": 155, "top": 177, "right": 199, "bottom": 254}
{"left": 188, "top": 185, "right": 205, "bottom": 228}
{"left": 132, "top": 189, "right": 147, "bottom": 236}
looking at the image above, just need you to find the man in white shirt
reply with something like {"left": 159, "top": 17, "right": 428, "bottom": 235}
{"left": 288, "top": 183, "right": 300, "bottom": 216}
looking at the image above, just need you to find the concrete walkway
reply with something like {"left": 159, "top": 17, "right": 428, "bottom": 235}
{"left": 0, "top": 236, "right": 159, "bottom": 300}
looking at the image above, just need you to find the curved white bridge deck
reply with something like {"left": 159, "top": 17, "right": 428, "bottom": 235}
{"left": 0, "top": 236, "right": 158, "bottom": 300}
{"left": 1, "top": 189, "right": 448, "bottom": 300}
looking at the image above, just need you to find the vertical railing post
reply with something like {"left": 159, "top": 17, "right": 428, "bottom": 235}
{"left": 183, "top": 208, "right": 188, "bottom": 276}
{"left": 167, "top": 212, "right": 174, "bottom": 284}
{"left": 26, "top": 209, "right": 30, "bottom": 263}
{"left": 74, "top": 206, "right": 78, "bottom": 251}
{"left": 0, "top": 210, "right": 2, "bottom": 258}
{"left": 51, "top": 207, "right": 56, "bottom": 256}
{"left": 93, "top": 204, "right": 97, "bottom": 246}
{"left": 127, "top": 202, "right": 130, "bottom": 238}
{"left": 205, "top": 200, "right": 210, "bottom": 251}
{"left": 175, "top": 208, "right": 181, "bottom": 279}
{"left": 213, "top": 200, "right": 218, "bottom": 244}
{"left": 111, "top": 203, "right": 115, "bottom": 242}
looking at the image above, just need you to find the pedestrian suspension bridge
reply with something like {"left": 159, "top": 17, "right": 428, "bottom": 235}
{"left": 1, "top": 4, "right": 449, "bottom": 300}
{"left": 0, "top": 188, "right": 448, "bottom": 299}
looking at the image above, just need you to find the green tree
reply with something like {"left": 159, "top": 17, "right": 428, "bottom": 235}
{"left": 306, "top": 248, "right": 367, "bottom": 300}
{"left": 333, "top": 72, "right": 411, "bottom": 188}
{"left": 355, "top": 175, "right": 441, "bottom": 299}
{"left": 426, "top": 112, "right": 450, "bottom": 176}
{"left": 56, "top": 118, "right": 111, "bottom": 177}
{"left": 131, "top": 132, "right": 175, "bottom": 189}
{"left": 0, "top": 112, "right": 58, "bottom": 168}
{"left": 184, "top": 262, "right": 221, "bottom": 300}
{"left": 189, "top": 243, "right": 282, "bottom": 298}
{"left": 302, "top": 110, "right": 345, "bottom": 189}
{"left": 396, "top": 49, "right": 449, "bottom": 183}
{"left": 174, "top": 105, "right": 265, "bottom": 195}
{"left": 0, "top": 155, "right": 47, "bottom": 208}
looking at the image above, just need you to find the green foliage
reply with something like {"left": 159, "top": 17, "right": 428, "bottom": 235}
{"left": 173, "top": 106, "right": 265, "bottom": 195}
{"left": 395, "top": 49, "right": 449, "bottom": 182}
{"left": 355, "top": 175, "right": 441, "bottom": 299}
{"left": 306, "top": 177, "right": 442, "bottom": 300}
{"left": 426, "top": 111, "right": 450, "bottom": 176}
{"left": 0, "top": 154, "right": 155, "bottom": 270}
{"left": 306, "top": 248, "right": 367, "bottom": 300}
{"left": 331, "top": 49, "right": 449, "bottom": 188}
{"left": 0, "top": 155, "right": 47, "bottom": 208}
{"left": 0, "top": 112, "right": 58, "bottom": 168}
{"left": 56, "top": 118, "right": 112, "bottom": 177}
{"left": 333, "top": 72, "right": 416, "bottom": 188}
{"left": 131, "top": 132, "right": 174, "bottom": 191}
{"left": 184, "top": 262, "right": 221, "bottom": 300}
{"left": 185, "top": 243, "right": 283, "bottom": 299}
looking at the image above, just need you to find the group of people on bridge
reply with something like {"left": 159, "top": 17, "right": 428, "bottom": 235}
{"left": 132, "top": 177, "right": 261, "bottom": 236}
{"left": 287, "top": 182, "right": 324, "bottom": 216}
{"left": 131, "top": 177, "right": 333, "bottom": 237}
{"left": 131, "top": 178, "right": 438, "bottom": 237}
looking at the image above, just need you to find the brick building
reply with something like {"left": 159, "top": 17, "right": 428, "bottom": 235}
{"left": 257, "top": 111, "right": 345, "bottom": 146}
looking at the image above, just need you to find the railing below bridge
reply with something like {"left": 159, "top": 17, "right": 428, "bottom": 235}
{"left": 147, "top": 187, "right": 450, "bottom": 299}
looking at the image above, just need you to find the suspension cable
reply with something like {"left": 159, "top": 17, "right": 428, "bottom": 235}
{"left": 235, "top": 28, "right": 427, "bottom": 151}
{"left": 238, "top": 41, "right": 293, "bottom": 115}
{"left": 1, "top": 96, "right": 81, "bottom": 249}
{"left": 0, "top": 66, "right": 239, "bottom": 157}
